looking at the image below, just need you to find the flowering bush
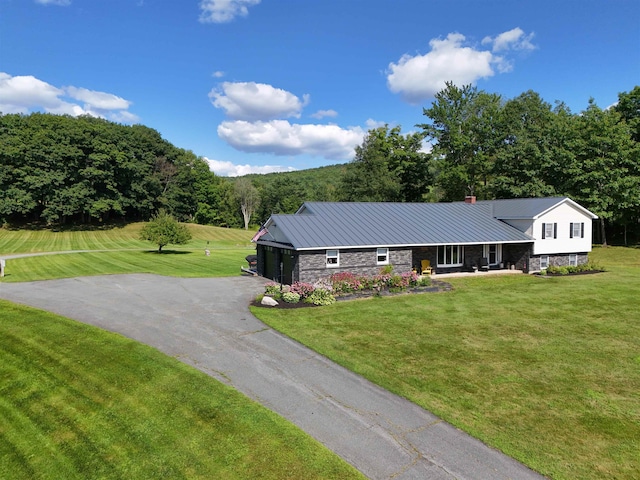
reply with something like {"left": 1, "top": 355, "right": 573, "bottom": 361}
{"left": 305, "top": 288, "right": 336, "bottom": 306}
{"left": 264, "top": 282, "right": 280, "bottom": 296}
{"left": 330, "top": 272, "right": 363, "bottom": 294}
{"left": 290, "top": 282, "right": 315, "bottom": 299}
{"left": 282, "top": 292, "right": 301, "bottom": 304}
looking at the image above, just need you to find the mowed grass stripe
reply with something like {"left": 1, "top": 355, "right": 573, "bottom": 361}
{"left": 0, "top": 248, "right": 255, "bottom": 282}
{"left": 0, "top": 301, "right": 364, "bottom": 480}
{"left": 0, "top": 223, "right": 253, "bottom": 255}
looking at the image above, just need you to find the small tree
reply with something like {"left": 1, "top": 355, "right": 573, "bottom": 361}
{"left": 139, "top": 210, "right": 192, "bottom": 253}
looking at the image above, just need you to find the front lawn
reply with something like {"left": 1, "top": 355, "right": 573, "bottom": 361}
{"left": 0, "top": 301, "right": 364, "bottom": 480}
{"left": 252, "top": 246, "right": 640, "bottom": 480}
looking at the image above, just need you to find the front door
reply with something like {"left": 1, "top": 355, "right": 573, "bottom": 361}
{"left": 483, "top": 244, "right": 502, "bottom": 265}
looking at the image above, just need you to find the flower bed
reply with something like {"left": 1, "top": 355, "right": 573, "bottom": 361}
{"left": 255, "top": 268, "right": 447, "bottom": 308}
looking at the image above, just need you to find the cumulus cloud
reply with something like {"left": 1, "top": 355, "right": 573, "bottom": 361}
{"left": 0, "top": 72, "right": 138, "bottom": 122}
{"left": 387, "top": 29, "right": 535, "bottom": 104}
{"left": 310, "top": 109, "right": 338, "bottom": 119}
{"left": 212, "top": 70, "right": 225, "bottom": 78}
{"left": 217, "top": 120, "right": 365, "bottom": 160}
{"left": 482, "top": 27, "right": 536, "bottom": 52}
{"left": 199, "top": 0, "right": 260, "bottom": 23}
{"left": 205, "top": 157, "right": 297, "bottom": 177}
{"left": 210, "top": 81, "right": 309, "bottom": 121}
{"left": 35, "top": 0, "right": 71, "bottom": 5}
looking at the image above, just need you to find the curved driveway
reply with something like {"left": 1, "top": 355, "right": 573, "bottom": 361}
{"left": 0, "top": 274, "right": 545, "bottom": 479}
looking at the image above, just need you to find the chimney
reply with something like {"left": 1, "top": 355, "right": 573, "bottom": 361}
{"left": 464, "top": 195, "right": 476, "bottom": 204}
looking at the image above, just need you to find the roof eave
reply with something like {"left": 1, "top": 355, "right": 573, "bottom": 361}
{"left": 293, "top": 239, "right": 533, "bottom": 251}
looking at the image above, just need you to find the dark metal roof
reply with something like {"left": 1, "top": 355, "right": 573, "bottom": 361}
{"left": 476, "top": 197, "right": 598, "bottom": 220}
{"left": 264, "top": 201, "right": 534, "bottom": 250}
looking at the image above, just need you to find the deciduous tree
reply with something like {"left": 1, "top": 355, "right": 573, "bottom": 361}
{"left": 139, "top": 209, "right": 192, "bottom": 253}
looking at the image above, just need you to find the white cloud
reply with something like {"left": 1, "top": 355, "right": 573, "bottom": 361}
{"left": 205, "top": 157, "right": 297, "bottom": 177}
{"left": 199, "top": 0, "right": 260, "bottom": 23}
{"left": 35, "top": 0, "right": 71, "bottom": 5}
{"left": 310, "top": 109, "right": 338, "bottom": 119}
{"left": 0, "top": 72, "right": 65, "bottom": 113}
{"left": 387, "top": 29, "right": 535, "bottom": 104}
{"left": 482, "top": 27, "right": 536, "bottom": 53}
{"left": 0, "top": 72, "right": 138, "bottom": 122}
{"left": 66, "top": 86, "right": 131, "bottom": 110}
{"left": 365, "top": 118, "right": 387, "bottom": 130}
{"left": 217, "top": 120, "right": 365, "bottom": 160}
{"left": 212, "top": 70, "right": 225, "bottom": 78}
{"left": 210, "top": 81, "right": 309, "bottom": 121}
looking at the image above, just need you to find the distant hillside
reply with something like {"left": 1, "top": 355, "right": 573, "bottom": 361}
{"left": 236, "top": 164, "right": 349, "bottom": 222}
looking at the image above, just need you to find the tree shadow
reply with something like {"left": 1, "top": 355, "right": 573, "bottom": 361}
{"left": 141, "top": 250, "right": 192, "bottom": 255}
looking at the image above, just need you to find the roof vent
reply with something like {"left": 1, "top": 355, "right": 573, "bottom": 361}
{"left": 464, "top": 196, "right": 476, "bottom": 204}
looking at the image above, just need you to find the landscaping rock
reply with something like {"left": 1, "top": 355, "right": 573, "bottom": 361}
{"left": 261, "top": 296, "right": 279, "bottom": 307}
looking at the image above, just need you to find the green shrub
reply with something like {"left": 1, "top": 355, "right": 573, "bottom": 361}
{"left": 265, "top": 282, "right": 281, "bottom": 296}
{"left": 282, "top": 292, "right": 301, "bottom": 304}
{"left": 304, "top": 288, "right": 336, "bottom": 306}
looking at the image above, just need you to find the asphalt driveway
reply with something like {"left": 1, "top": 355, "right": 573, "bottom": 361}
{"left": 0, "top": 274, "right": 545, "bottom": 479}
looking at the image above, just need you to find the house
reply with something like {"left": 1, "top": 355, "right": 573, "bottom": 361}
{"left": 254, "top": 196, "right": 598, "bottom": 284}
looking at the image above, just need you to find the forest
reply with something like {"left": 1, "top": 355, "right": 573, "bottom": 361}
{"left": 1, "top": 84, "right": 638, "bottom": 244}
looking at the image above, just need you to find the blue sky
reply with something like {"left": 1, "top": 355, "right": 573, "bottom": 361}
{"left": 1, "top": 0, "right": 638, "bottom": 176}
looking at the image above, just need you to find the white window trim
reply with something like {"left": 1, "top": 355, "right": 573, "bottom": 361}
{"left": 543, "top": 223, "right": 555, "bottom": 239}
{"left": 540, "top": 255, "right": 549, "bottom": 270}
{"left": 326, "top": 249, "right": 339, "bottom": 268}
{"left": 376, "top": 247, "right": 389, "bottom": 265}
{"left": 569, "top": 254, "right": 578, "bottom": 266}
{"left": 483, "top": 244, "right": 502, "bottom": 265}
{"left": 437, "top": 245, "right": 464, "bottom": 267}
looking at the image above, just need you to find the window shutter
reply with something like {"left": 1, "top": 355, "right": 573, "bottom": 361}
{"left": 553, "top": 223, "right": 557, "bottom": 239}
{"left": 542, "top": 223, "right": 546, "bottom": 239}
{"left": 570, "top": 223, "right": 574, "bottom": 238}
{"left": 581, "top": 222, "right": 585, "bottom": 238}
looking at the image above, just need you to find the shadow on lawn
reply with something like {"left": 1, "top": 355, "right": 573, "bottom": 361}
{"left": 141, "top": 250, "right": 192, "bottom": 255}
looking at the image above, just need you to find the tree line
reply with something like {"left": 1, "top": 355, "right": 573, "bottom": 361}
{"left": 0, "top": 113, "right": 241, "bottom": 227}
{"left": 242, "top": 85, "right": 639, "bottom": 245}
{"left": 2, "top": 84, "right": 639, "bottom": 244}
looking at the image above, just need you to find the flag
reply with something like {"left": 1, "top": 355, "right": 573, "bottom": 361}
{"left": 251, "top": 225, "right": 268, "bottom": 243}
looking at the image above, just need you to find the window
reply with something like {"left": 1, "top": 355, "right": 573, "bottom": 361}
{"left": 326, "top": 249, "right": 339, "bottom": 267}
{"left": 540, "top": 255, "right": 549, "bottom": 270}
{"left": 570, "top": 222, "right": 584, "bottom": 238}
{"left": 437, "top": 245, "right": 463, "bottom": 267}
{"left": 542, "top": 222, "right": 557, "bottom": 239}
{"left": 483, "top": 244, "right": 502, "bottom": 265}
{"left": 376, "top": 247, "right": 389, "bottom": 265}
{"left": 569, "top": 254, "right": 578, "bottom": 266}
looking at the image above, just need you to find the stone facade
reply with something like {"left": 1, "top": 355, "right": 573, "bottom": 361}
{"left": 297, "top": 247, "right": 412, "bottom": 284}
{"left": 259, "top": 242, "right": 589, "bottom": 283}
{"left": 528, "top": 253, "right": 589, "bottom": 272}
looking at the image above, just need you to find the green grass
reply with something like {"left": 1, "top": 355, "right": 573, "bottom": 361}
{"left": 252, "top": 246, "right": 640, "bottom": 480}
{"left": 0, "top": 249, "right": 254, "bottom": 282}
{"left": 0, "top": 222, "right": 253, "bottom": 253}
{"left": 0, "top": 301, "right": 364, "bottom": 480}
{"left": 0, "top": 223, "right": 255, "bottom": 282}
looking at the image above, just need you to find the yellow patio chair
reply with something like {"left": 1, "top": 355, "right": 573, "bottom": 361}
{"left": 421, "top": 259, "right": 433, "bottom": 275}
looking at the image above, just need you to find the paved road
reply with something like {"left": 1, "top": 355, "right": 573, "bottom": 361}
{"left": 0, "top": 274, "right": 545, "bottom": 479}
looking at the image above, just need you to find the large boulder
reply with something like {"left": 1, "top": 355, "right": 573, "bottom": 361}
{"left": 261, "top": 296, "right": 279, "bottom": 307}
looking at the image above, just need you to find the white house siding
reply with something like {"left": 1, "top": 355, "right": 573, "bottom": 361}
{"left": 531, "top": 202, "right": 593, "bottom": 255}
